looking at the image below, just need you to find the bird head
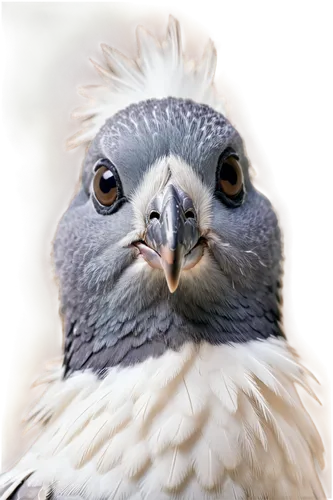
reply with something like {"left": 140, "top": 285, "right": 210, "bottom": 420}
{"left": 54, "top": 18, "right": 283, "bottom": 375}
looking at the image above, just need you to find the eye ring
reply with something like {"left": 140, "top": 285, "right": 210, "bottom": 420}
{"left": 216, "top": 149, "right": 245, "bottom": 207}
{"left": 92, "top": 159, "right": 124, "bottom": 215}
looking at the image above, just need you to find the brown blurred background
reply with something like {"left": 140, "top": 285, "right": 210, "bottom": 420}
{"left": 1, "top": 1, "right": 331, "bottom": 491}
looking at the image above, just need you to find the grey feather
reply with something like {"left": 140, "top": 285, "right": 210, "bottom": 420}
{"left": 53, "top": 98, "right": 283, "bottom": 375}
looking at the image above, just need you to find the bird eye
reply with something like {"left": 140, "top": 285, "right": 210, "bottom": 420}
{"left": 91, "top": 159, "right": 125, "bottom": 215}
{"left": 219, "top": 156, "right": 243, "bottom": 197}
{"left": 93, "top": 166, "right": 118, "bottom": 207}
{"left": 216, "top": 151, "right": 245, "bottom": 207}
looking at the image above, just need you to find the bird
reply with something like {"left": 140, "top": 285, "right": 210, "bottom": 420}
{"left": 0, "top": 15, "right": 326, "bottom": 500}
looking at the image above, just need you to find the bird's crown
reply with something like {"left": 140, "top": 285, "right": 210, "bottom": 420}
{"left": 67, "top": 16, "right": 225, "bottom": 150}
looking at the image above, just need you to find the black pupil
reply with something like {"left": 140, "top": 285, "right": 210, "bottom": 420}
{"left": 221, "top": 162, "right": 238, "bottom": 185}
{"left": 100, "top": 170, "right": 116, "bottom": 193}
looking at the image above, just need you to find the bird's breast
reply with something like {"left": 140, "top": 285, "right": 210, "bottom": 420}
{"left": 5, "top": 338, "right": 324, "bottom": 499}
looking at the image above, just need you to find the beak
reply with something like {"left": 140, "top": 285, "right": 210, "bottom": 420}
{"left": 145, "top": 184, "right": 201, "bottom": 292}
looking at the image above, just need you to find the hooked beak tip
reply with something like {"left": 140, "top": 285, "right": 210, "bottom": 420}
{"left": 165, "top": 277, "right": 180, "bottom": 293}
{"left": 160, "top": 245, "right": 184, "bottom": 293}
{"left": 164, "top": 270, "right": 180, "bottom": 293}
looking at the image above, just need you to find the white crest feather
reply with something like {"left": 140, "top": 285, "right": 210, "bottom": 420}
{"left": 67, "top": 16, "right": 225, "bottom": 150}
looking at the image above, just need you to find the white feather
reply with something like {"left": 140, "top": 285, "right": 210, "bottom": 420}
{"left": 222, "top": 477, "right": 246, "bottom": 500}
{"left": 209, "top": 372, "right": 238, "bottom": 413}
{"left": 239, "top": 397, "right": 268, "bottom": 451}
{"left": 192, "top": 438, "right": 224, "bottom": 490}
{"left": 31, "top": 364, "right": 62, "bottom": 387}
{"left": 67, "top": 16, "right": 225, "bottom": 150}
{"left": 69, "top": 415, "right": 114, "bottom": 469}
{"left": 149, "top": 342, "right": 195, "bottom": 389}
{"left": 133, "top": 391, "right": 160, "bottom": 424}
{"left": 157, "top": 447, "right": 192, "bottom": 491}
{"left": 181, "top": 369, "right": 209, "bottom": 416}
{"left": 150, "top": 413, "right": 199, "bottom": 454}
{"left": 1, "top": 338, "right": 325, "bottom": 499}
{"left": 121, "top": 441, "right": 150, "bottom": 479}
{"left": 201, "top": 419, "right": 241, "bottom": 469}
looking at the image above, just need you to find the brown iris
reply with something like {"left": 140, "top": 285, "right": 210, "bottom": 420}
{"left": 219, "top": 156, "right": 244, "bottom": 198}
{"left": 93, "top": 166, "right": 118, "bottom": 206}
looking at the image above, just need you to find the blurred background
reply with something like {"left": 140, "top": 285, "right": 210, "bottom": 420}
{"left": 1, "top": 1, "right": 326, "bottom": 484}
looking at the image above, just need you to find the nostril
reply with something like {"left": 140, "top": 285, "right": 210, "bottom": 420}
{"left": 185, "top": 209, "right": 195, "bottom": 219}
{"left": 149, "top": 210, "right": 160, "bottom": 221}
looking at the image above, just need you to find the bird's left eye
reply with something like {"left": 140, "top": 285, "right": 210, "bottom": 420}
{"left": 216, "top": 150, "right": 245, "bottom": 207}
{"left": 219, "top": 156, "right": 243, "bottom": 198}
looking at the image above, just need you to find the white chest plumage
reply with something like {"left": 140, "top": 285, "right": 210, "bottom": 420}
{"left": 2, "top": 338, "right": 324, "bottom": 499}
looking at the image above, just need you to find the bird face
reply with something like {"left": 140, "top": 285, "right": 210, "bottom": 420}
{"left": 54, "top": 98, "right": 283, "bottom": 374}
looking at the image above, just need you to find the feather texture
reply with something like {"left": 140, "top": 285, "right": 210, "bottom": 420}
{"left": 0, "top": 338, "right": 325, "bottom": 499}
{"left": 67, "top": 16, "right": 225, "bottom": 150}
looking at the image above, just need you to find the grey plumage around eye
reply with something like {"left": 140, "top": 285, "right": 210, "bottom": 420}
{"left": 55, "top": 93, "right": 283, "bottom": 372}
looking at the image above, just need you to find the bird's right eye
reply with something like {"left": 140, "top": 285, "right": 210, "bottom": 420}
{"left": 93, "top": 166, "right": 118, "bottom": 206}
{"left": 91, "top": 159, "right": 124, "bottom": 215}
